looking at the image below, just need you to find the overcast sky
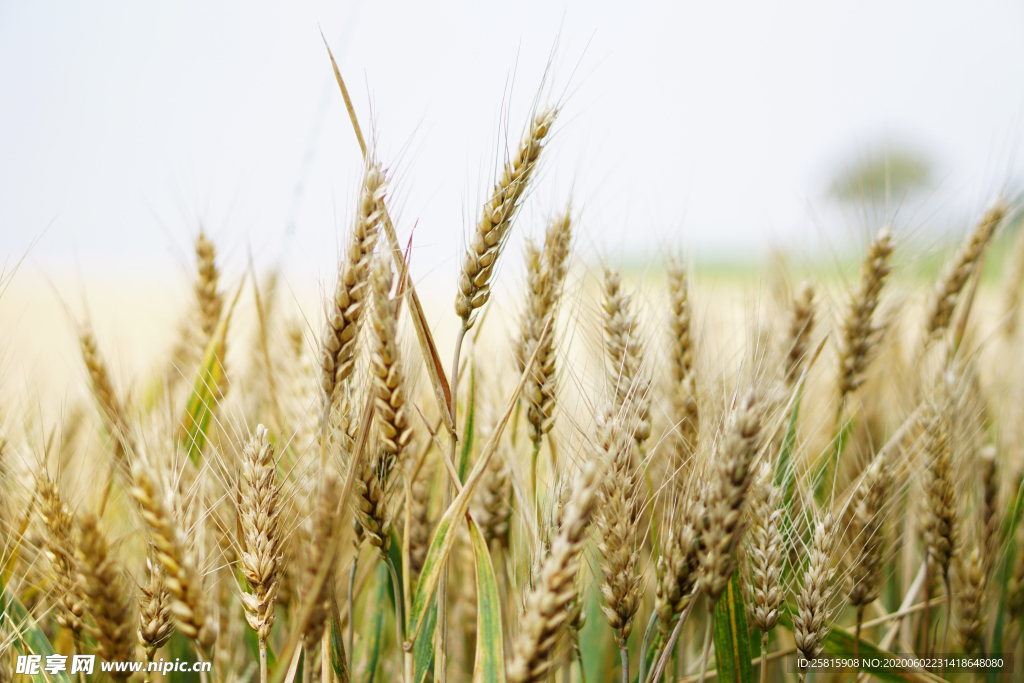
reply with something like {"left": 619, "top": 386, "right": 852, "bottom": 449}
{"left": 2, "top": 1, "right": 1024, "bottom": 280}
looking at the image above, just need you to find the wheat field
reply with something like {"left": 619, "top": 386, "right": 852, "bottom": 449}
{"left": 3, "top": 56, "right": 1024, "bottom": 683}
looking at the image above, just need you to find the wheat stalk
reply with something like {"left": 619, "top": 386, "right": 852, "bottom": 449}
{"left": 747, "top": 461, "right": 784, "bottom": 683}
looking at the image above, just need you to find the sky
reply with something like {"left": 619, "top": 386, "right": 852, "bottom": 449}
{"left": 2, "top": 0, "right": 1024, "bottom": 283}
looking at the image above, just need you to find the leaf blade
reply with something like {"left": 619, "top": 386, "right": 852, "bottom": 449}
{"left": 469, "top": 518, "right": 505, "bottom": 683}
{"left": 713, "top": 570, "right": 753, "bottom": 683}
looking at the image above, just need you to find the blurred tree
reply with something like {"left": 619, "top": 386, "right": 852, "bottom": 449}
{"left": 829, "top": 147, "right": 933, "bottom": 203}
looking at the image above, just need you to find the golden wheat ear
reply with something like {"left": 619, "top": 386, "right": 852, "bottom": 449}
{"left": 320, "top": 159, "right": 387, "bottom": 404}
{"left": 838, "top": 228, "right": 894, "bottom": 401}
{"left": 76, "top": 513, "right": 135, "bottom": 679}
{"left": 507, "top": 459, "right": 601, "bottom": 683}
{"left": 456, "top": 107, "right": 558, "bottom": 329}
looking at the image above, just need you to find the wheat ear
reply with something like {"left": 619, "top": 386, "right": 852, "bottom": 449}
{"left": 138, "top": 553, "right": 174, "bottom": 657}
{"left": 747, "top": 461, "right": 784, "bottom": 683}
{"left": 194, "top": 230, "right": 223, "bottom": 343}
{"left": 319, "top": 159, "right": 387, "bottom": 402}
{"left": 654, "top": 493, "right": 700, "bottom": 646}
{"left": 593, "top": 407, "right": 644, "bottom": 652}
{"left": 783, "top": 280, "right": 816, "bottom": 387}
{"left": 667, "top": 258, "right": 698, "bottom": 476}
{"left": 838, "top": 228, "right": 894, "bottom": 399}
{"left": 507, "top": 459, "right": 601, "bottom": 683}
{"left": 519, "top": 208, "right": 573, "bottom": 448}
{"left": 698, "top": 391, "right": 763, "bottom": 603}
{"left": 237, "top": 424, "right": 283, "bottom": 681}
{"left": 456, "top": 106, "right": 558, "bottom": 328}
{"left": 793, "top": 514, "right": 837, "bottom": 682}
{"left": 79, "top": 328, "right": 132, "bottom": 460}
{"left": 131, "top": 464, "right": 218, "bottom": 654}
{"left": 36, "top": 473, "right": 85, "bottom": 636}
{"left": 921, "top": 401, "right": 957, "bottom": 583}
{"left": 924, "top": 201, "right": 1006, "bottom": 341}
{"left": 301, "top": 467, "right": 341, "bottom": 649}
{"left": 846, "top": 451, "right": 891, "bottom": 654}
{"left": 77, "top": 513, "right": 135, "bottom": 679}
{"left": 603, "top": 268, "right": 652, "bottom": 445}
{"left": 956, "top": 546, "right": 985, "bottom": 654}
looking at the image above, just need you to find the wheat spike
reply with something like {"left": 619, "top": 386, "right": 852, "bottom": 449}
{"left": 979, "top": 445, "right": 1000, "bottom": 571}
{"left": 36, "top": 473, "right": 85, "bottom": 635}
{"left": 838, "top": 228, "right": 894, "bottom": 399}
{"left": 654, "top": 493, "right": 700, "bottom": 644}
{"left": 667, "top": 259, "right": 698, "bottom": 475}
{"left": 921, "top": 401, "right": 957, "bottom": 580}
{"left": 456, "top": 107, "right": 558, "bottom": 328}
{"left": 698, "top": 391, "right": 763, "bottom": 603}
{"left": 301, "top": 467, "right": 341, "bottom": 648}
{"left": 747, "top": 463, "right": 784, "bottom": 633}
{"left": 603, "top": 268, "right": 652, "bottom": 444}
{"left": 476, "top": 444, "right": 512, "bottom": 552}
{"left": 925, "top": 201, "right": 1006, "bottom": 340}
{"left": 131, "top": 464, "right": 218, "bottom": 652}
{"left": 956, "top": 546, "right": 985, "bottom": 654}
{"left": 138, "top": 554, "right": 174, "bottom": 653}
{"left": 79, "top": 328, "right": 132, "bottom": 459}
{"left": 793, "top": 514, "right": 837, "bottom": 670}
{"left": 518, "top": 208, "right": 573, "bottom": 448}
{"left": 593, "top": 407, "right": 644, "bottom": 647}
{"left": 507, "top": 459, "right": 601, "bottom": 683}
{"left": 319, "top": 159, "right": 387, "bottom": 401}
{"left": 237, "top": 425, "right": 283, "bottom": 644}
{"left": 77, "top": 513, "right": 135, "bottom": 677}
{"left": 783, "top": 280, "right": 815, "bottom": 387}
{"left": 194, "top": 230, "right": 222, "bottom": 342}
{"left": 846, "top": 452, "right": 892, "bottom": 610}
{"left": 408, "top": 464, "right": 432, "bottom": 587}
